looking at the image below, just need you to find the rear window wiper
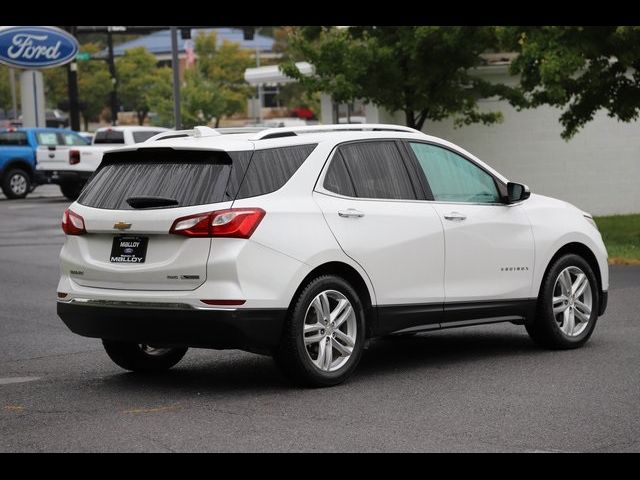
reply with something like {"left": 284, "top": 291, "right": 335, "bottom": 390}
{"left": 126, "top": 196, "right": 179, "bottom": 209}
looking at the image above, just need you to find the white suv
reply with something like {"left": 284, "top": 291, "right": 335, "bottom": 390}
{"left": 57, "top": 124, "right": 609, "bottom": 387}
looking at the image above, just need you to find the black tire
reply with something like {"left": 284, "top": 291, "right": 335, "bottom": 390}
{"left": 1, "top": 168, "right": 31, "bottom": 199}
{"left": 60, "top": 181, "right": 84, "bottom": 201}
{"left": 526, "top": 253, "right": 599, "bottom": 349}
{"left": 274, "top": 275, "right": 366, "bottom": 387}
{"left": 102, "top": 340, "right": 188, "bottom": 372}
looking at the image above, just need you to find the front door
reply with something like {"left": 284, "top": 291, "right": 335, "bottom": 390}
{"left": 406, "top": 142, "right": 534, "bottom": 308}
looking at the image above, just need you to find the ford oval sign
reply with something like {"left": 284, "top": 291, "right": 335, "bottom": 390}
{"left": 0, "top": 26, "right": 79, "bottom": 69}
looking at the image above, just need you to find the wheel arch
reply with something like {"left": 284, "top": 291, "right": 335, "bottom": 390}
{"left": 288, "top": 261, "right": 377, "bottom": 338}
{"left": 1, "top": 158, "right": 35, "bottom": 180}
{"left": 539, "top": 242, "right": 603, "bottom": 297}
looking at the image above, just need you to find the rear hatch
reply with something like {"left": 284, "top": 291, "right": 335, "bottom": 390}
{"left": 65, "top": 147, "right": 250, "bottom": 291}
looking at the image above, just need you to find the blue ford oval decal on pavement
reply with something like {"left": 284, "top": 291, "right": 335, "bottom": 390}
{"left": 0, "top": 26, "right": 79, "bottom": 69}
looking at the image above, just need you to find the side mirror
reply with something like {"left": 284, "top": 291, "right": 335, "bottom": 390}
{"left": 507, "top": 182, "right": 530, "bottom": 204}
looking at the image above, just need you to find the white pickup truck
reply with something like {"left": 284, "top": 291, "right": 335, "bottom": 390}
{"left": 36, "top": 125, "right": 170, "bottom": 200}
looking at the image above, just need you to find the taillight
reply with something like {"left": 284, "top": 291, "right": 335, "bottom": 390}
{"left": 69, "top": 149, "right": 80, "bottom": 165}
{"left": 61, "top": 209, "right": 86, "bottom": 235}
{"left": 170, "top": 208, "right": 265, "bottom": 238}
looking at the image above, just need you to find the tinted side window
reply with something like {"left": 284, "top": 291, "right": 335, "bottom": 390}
{"left": 93, "top": 130, "right": 125, "bottom": 144}
{"left": 323, "top": 151, "right": 356, "bottom": 197}
{"left": 36, "top": 132, "right": 59, "bottom": 146}
{"left": 0, "top": 132, "right": 28, "bottom": 145}
{"left": 337, "top": 141, "right": 416, "bottom": 200}
{"left": 410, "top": 143, "right": 500, "bottom": 203}
{"left": 132, "top": 131, "right": 164, "bottom": 143}
{"left": 62, "top": 132, "right": 89, "bottom": 146}
{"left": 235, "top": 144, "right": 317, "bottom": 200}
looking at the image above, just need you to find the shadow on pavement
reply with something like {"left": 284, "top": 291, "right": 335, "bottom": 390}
{"left": 92, "top": 328, "right": 541, "bottom": 394}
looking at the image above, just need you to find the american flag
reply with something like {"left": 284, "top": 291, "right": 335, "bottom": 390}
{"left": 184, "top": 39, "right": 195, "bottom": 68}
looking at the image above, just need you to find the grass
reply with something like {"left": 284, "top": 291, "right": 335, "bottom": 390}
{"left": 594, "top": 214, "right": 640, "bottom": 265}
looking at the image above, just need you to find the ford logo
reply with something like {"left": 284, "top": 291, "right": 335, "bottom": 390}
{"left": 0, "top": 26, "right": 79, "bottom": 69}
{"left": 124, "top": 248, "right": 134, "bottom": 255}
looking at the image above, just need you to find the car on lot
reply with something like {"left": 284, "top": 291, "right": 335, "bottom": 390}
{"left": 0, "top": 127, "right": 88, "bottom": 199}
{"left": 36, "top": 125, "right": 170, "bottom": 200}
{"left": 56, "top": 124, "right": 609, "bottom": 387}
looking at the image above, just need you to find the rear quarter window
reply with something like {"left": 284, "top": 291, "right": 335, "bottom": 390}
{"left": 0, "top": 132, "right": 28, "bottom": 146}
{"left": 235, "top": 144, "right": 318, "bottom": 200}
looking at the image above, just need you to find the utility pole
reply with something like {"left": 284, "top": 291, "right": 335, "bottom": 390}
{"left": 106, "top": 28, "right": 118, "bottom": 125}
{"left": 66, "top": 26, "right": 81, "bottom": 131}
{"left": 170, "top": 26, "right": 181, "bottom": 130}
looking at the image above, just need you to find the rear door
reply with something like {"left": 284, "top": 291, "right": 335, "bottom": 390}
{"left": 313, "top": 140, "right": 445, "bottom": 332}
{"left": 63, "top": 148, "right": 247, "bottom": 291}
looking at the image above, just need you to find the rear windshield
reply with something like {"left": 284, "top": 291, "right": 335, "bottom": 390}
{"left": 77, "top": 144, "right": 318, "bottom": 210}
{"left": 78, "top": 149, "right": 234, "bottom": 210}
{"left": 93, "top": 130, "right": 125, "bottom": 144}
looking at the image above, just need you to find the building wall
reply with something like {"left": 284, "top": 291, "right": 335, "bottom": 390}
{"left": 357, "top": 68, "right": 640, "bottom": 216}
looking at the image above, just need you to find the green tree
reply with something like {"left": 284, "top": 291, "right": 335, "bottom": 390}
{"left": 0, "top": 66, "right": 19, "bottom": 116}
{"left": 281, "top": 26, "right": 508, "bottom": 130}
{"left": 76, "top": 44, "right": 112, "bottom": 130}
{"left": 43, "top": 43, "right": 113, "bottom": 130}
{"left": 180, "top": 32, "right": 253, "bottom": 128}
{"left": 117, "top": 47, "right": 172, "bottom": 125}
{"left": 497, "top": 26, "right": 640, "bottom": 139}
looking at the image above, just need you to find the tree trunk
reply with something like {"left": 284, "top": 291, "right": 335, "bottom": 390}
{"left": 83, "top": 116, "right": 89, "bottom": 132}
{"left": 405, "top": 109, "right": 428, "bottom": 131}
{"left": 137, "top": 111, "right": 147, "bottom": 126}
{"left": 405, "top": 110, "right": 416, "bottom": 129}
{"left": 214, "top": 117, "right": 221, "bottom": 128}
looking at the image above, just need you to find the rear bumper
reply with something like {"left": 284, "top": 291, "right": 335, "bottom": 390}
{"left": 35, "top": 169, "right": 92, "bottom": 185}
{"left": 57, "top": 301, "right": 287, "bottom": 355}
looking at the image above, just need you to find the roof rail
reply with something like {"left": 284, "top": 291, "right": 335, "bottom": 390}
{"left": 146, "top": 126, "right": 222, "bottom": 143}
{"left": 249, "top": 123, "right": 424, "bottom": 141}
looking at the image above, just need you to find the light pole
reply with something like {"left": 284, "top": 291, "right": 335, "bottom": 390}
{"left": 255, "top": 28, "right": 263, "bottom": 124}
{"left": 170, "top": 26, "right": 181, "bottom": 130}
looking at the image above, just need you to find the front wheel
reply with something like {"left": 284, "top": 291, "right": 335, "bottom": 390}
{"left": 102, "top": 340, "right": 188, "bottom": 372}
{"left": 526, "top": 254, "right": 599, "bottom": 349}
{"left": 274, "top": 275, "right": 366, "bottom": 387}
{"left": 2, "top": 169, "right": 31, "bottom": 199}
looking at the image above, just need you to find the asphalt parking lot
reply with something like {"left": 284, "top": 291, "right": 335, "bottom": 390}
{"left": 1, "top": 186, "right": 639, "bottom": 452}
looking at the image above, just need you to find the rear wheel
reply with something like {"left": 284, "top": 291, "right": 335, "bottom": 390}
{"left": 60, "top": 181, "right": 84, "bottom": 201}
{"left": 102, "top": 340, "right": 188, "bottom": 372}
{"left": 2, "top": 169, "right": 31, "bottom": 199}
{"left": 274, "top": 275, "right": 366, "bottom": 387}
{"left": 526, "top": 254, "right": 599, "bottom": 349}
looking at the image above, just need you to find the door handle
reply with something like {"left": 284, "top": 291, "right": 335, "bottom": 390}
{"left": 444, "top": 212, "right": 467, "bottom": 221}
{"left": 338, "top": 209, "right": 365, "bottom": 218}
{"left": 48, "top": 154, "right": 55, "bottom": 158}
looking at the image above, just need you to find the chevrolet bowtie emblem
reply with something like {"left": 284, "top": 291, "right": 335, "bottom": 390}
{"left": 113, "top": 222, "right": 132, "bottom": 230}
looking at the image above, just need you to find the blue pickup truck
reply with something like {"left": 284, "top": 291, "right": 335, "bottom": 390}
{"left": 0, "top": 127, "right": 88, "bottom": 199}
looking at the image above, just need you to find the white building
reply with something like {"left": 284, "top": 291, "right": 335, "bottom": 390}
{"left": 245, "top": 61, "right": 640, "bottom": 216}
